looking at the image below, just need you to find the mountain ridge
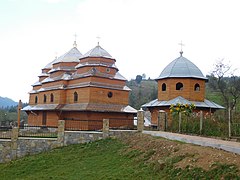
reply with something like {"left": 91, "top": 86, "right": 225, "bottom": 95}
{"left": 0, "top": 96, "right": 18, "bottom": 108}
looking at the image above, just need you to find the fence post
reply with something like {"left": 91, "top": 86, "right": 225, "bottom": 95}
{"left": 137, "top": 109, "right": 144, "bottom": 132}
{"left": 11, "top": 127, "right": 19, "bottom": 160}
{"left": 57, "top": 120, "right": 65, "bottom": 147}
{"left": 178, "top": 112, "right": 182, "bottom": 133}
{"left": 228, "top": 106, "right": 231, "bottom": 138}
{"left": 200, "top": 111, "right": 203, "bottom": 135}
{"left": 103, "top": 119, "right": 109, "bottom": 138}
{"left": 158, "top": 110, "right": 167, "bottom": 131}
{"left": 165, "top": 112, "right": 168, "bottom": 131}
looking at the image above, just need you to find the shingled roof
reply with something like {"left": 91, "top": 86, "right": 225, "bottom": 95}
{"left": 156, "top": 53, "right": 207, "bottom": 80}
{"left": 80, "top": 45, "right": 114, "bottom": 59}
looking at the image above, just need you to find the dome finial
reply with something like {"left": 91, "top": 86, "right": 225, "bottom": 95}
{"left": 178, "top": 40, "right": 184, "bottom": 56}
{"left": 73, "top": 33, "right": 77, "bottom": 47}
{"left": 96, "top": 36, "right": 100, "bottom": 46}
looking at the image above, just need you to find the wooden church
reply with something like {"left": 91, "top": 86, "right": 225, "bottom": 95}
{"left": 142, "top": 50, "right": 224, "bottom": 125}
{"left": 23, "top": 41, "right": 137, "bottom": 130}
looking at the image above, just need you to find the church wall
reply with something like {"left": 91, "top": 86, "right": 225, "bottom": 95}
{"left": 33, "top": 85, "right": 41, "bottom": 91}
{"left": 68, "top": 77, "right": 92, "bottom": 85}
{"left": 39, "top": 76, "right": 48, "bottom": 82}
{"left": 52, "top": 62, "right": 78, "bottom": 69}
{"left": 90, "top": 76, "right": 125, "bottom": 86}
{"left": 28, "top": 111, "right": 59, "bottom": 126}
{"left": 80, "top": 57, "right": 115, "bottom": 64}
{"left": 49, "top": 71, "right": 66, "bottom": 78}
{"left": 66, "top": 87, "right": 90, "bottom": 104}
{"left": 88, "top": 87, "right": 129, "bottom": 105}
{"left": 189, "top": 79, "right": 205, "bottom": 101}
{"left": 62, "top": 111, "right": 135, "bottom": 130}
{"left": 76, "top": 66, "right": 117, "bottom": 76}
{"left": 76, "top": 66, "right": 93, "bottom": 74}
{"left": 29, "top": 93, "right": 37, "bottom": 105}
{"left": 157, "top": 78, "right": 205, "bottom": 101}
{"left": 41, "top": 80, "right": 66, "bottom": 89}
{"left": 28, "top": 112, "right": 42, "bottom": 126}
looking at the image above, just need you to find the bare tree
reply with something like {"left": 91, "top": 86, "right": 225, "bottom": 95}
{"left": 209, "top": 59, "right": 240, "bottom": 110}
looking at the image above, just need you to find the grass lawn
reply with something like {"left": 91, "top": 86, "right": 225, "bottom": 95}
{"left": 0, "top": 138, "right": 239, "bottom": 179}
{"left": 0, "top": 138, "right": 159, "bottom": 180}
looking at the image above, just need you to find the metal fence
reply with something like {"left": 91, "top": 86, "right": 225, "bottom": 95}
{"left": 109, "top": 118, "right": 135, "bottom": 130}
{"left": 168, "top": 112, "right": 229, "bottom": 137}
{"left": 19, "top": 125, "right": 58, "bottom": 138}
{"left": 64, "top": 119, "right": 103, "bottom": 131}
{"left": 0, "top": 126, "right": 12, "bottom": 139}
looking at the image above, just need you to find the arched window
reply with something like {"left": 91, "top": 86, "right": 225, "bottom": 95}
{"left": 43, "top": 94, "right": 47, "bottom": 103}
{"left": 176, "top": 82, "right": 183, "bottom": 90}
{"left": 194, "top": 83, "right": 200, "bottom": 91}
{"left": 162, "top": 83, "right": 166, "bottom": 91}
{"left": 108, "top": 91, "right": 113, "bottom": 98}
{"left": 35, "top": 96, "right": 38, "bottom": 104}
{"left": 74, "top": 92, "right": 78, "bottom": 102}
{"left": 50, "top": 93, "right": 54, "bottom": 102}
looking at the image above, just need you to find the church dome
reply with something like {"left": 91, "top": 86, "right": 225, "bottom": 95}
{"left": 80, "top": 45, "right": 114, "bottom": 59}
{"left": 157, "top": 53, "right": 207, "bottom": 80}
{"left": 44, "top": 47, "right": 82, "bottom": 69}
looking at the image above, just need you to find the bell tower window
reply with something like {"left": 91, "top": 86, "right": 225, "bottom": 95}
{"left": 162, "top": 83, "right": 166, "bottom": 91}
{"left": 194, "top": 83, "right": 200, "bottom": 91}
{"left": 176, "top": 82, "right": 183, "bottom": 90}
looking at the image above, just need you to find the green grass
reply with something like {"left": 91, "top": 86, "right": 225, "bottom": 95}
{"left": 0, "top": 138, "right": 239, "bottom": 179}
{"left": 0, "top": 138, "right": 159, "bottom": 180}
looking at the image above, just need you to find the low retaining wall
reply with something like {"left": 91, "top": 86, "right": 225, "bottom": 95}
{"left": 0, "top": 130, "right": 137, "bottom": 163}
{"left": 64, "top": 131, "right": 103, "bottom": 145}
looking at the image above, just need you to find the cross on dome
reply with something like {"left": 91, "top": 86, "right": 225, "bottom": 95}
{"left": 178, "top": 40, "right": 185, "bottom": 56}
{"left": 96, "top": 36, "right": 101, "bottom": 46}
{"left": 73, "top": 33, "right": 77, "bottom": 47}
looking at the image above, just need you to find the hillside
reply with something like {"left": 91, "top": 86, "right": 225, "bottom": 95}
{"left": 0, "top": 133, "right": 239, "bottom": 179}
{"left": 127, "top": 79, "right": 158, "bottom": 110}
{"left": 0, "top": 97, "right": 17, "bottom": 109}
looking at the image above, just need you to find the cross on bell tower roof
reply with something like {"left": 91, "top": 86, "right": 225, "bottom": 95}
{"left": 178, "top": 41, "right": 184, "bottom": 56}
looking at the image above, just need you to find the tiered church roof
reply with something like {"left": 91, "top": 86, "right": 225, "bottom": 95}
{"left": 23, "top": 41, "right": 136, "bottom": 114}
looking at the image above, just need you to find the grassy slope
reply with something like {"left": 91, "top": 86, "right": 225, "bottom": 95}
{"left": 0, "top": 138, "right": 239, "bottom": 179}
{"left": 0, "top": 139, "right": 159, "bottom": 180}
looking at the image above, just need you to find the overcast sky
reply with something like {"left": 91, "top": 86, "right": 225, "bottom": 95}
{"left": 1, "top": 0, "right": 240, "bottom": 102}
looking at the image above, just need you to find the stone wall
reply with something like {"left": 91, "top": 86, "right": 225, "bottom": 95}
{"left": 0, "top": 129, "right": 138, "bottom": 163}
{"left": 0, "top": 118, "right": 141, "bottom": 163}
{"left": 0, "top": 140, "right": 12, "bottom": 163}
{"left": 16, "top": 138, "right": 59, "bottom": 159}
{"left": 64, "top": 131, "right": 103, "bottom": 145}
{"left": 0, "top": 138, "right": 58, "bottom": 163}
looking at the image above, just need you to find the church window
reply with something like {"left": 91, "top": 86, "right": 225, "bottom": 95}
{"left": 194, "top": 83, "right": 200, "bottom": 91}
{"left": 74, "top": 92, "right": 78, "bottom": 102}
{"left": 50, "top": 93, "right": 54, "bottom": 102}
{"left": 43, "top": 94, "right": 47, "bottom": 103}
{"left": 35, "top": 96, "right": 38, "bottom": 104}
{"left": 176, "top": 82, "right": 183, "bottom": 90}
{"left": 106, "top": 68, "right": 110, "bottom": 73}
{"left": 108, "top": 91, "right": 113, "bottom": 98}
{"left": 162, "top": 83, "right": 166, "bottom": 91}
